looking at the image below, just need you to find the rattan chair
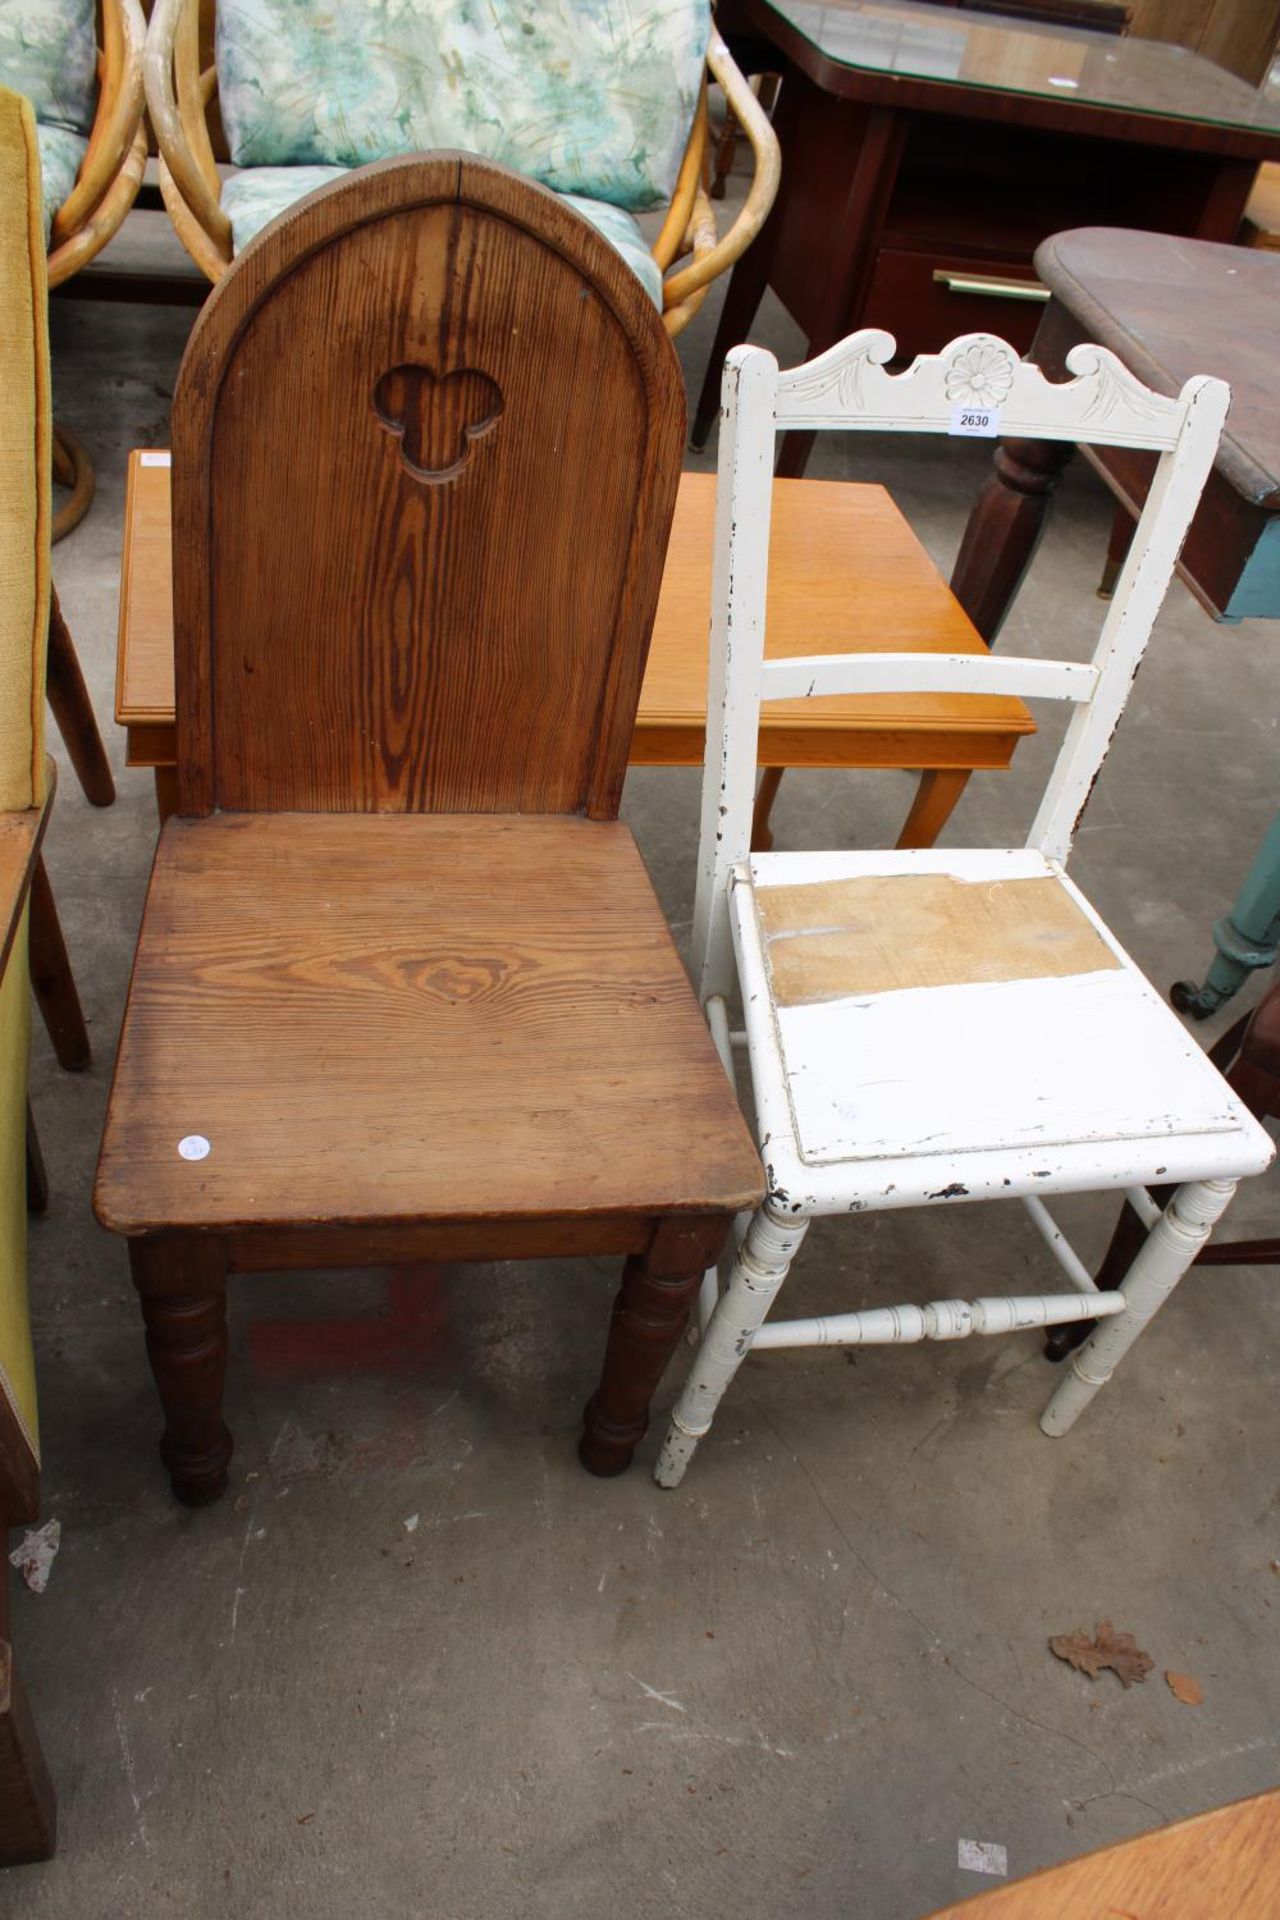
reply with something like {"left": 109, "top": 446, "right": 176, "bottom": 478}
{"left": 0, "top": 0, "right": 148, "bottom": 538}
{"left": 144, "top": 0, "right": 779, "bottom": 336}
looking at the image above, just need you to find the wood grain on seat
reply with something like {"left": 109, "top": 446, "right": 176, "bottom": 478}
{"left": 95, "top": 813, "right": 761, "bottom": 1234}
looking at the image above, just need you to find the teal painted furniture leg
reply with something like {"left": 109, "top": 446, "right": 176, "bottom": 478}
{"left": 1172, "top": 810, "right": 1280, "bottom": 1020}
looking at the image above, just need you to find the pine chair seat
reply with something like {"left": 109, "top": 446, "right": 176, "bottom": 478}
{"left": 95, "top": 812, "right": 760, "bottom": 1237}
{"left": 735, "top": 846, "right": 1269, "bottom": 1206}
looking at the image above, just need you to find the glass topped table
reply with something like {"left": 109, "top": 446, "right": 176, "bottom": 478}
{"left": 766, "top": 0, "right": 1280, "bottom": 133}
{"left": 697, "top": 0, "right": 1280, "bottom": 471}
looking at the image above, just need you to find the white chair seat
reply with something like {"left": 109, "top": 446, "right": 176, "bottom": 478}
{"left": 735, "top": 848, "right": 1273, "bottom": 1212}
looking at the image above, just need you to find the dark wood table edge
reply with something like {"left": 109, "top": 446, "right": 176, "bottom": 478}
{"left": 745, "top": 0, "right": 1280, "bottom": 160}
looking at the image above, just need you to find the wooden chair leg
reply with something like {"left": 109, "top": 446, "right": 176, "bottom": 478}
{"left": 1041, "top": 1180, "right": 1236, "bottom": 1436}
{"left": 1098, "top": 500, "right": 1134, "bottom": 600}
{"left": 1050, "top": 979, "right": 1280, "bottom": 1364}
{"left": 46, "top": 589, "right": 114, "bottom": 808}
{"left": 24, "top": 1104, "right": 47, "bottom": 1216}
{"left": 710, "top": 101, "right": 740, "bottom": 199}
{"left": 154, "top": 766, "right": 180, "bottom": 823}
{"left": 579, "top": 1214, "right": 732, "bottom": 1478}
{"left": 28, "top": 858, "right": 89, "bottom": 1072}
{"left": 50, "top": 423, "right": 94, "bottom": 545}
{"left": 751, "top": 766, "right": 785, "bottom": 852}
{"left": 0, "top": 1563, "right": 56, "bottom": 1864}
{"left": 951, "top": 438, "right": 1078, "bottom": 644}
{"left": 130, "top": 1238, "right": 233, "bottom": 1507}
{"left": 895, "top": 768, "right": 972, "bottom": 850}
{"left": 656, "top": 1202, "right": 809, "bottom": 1489}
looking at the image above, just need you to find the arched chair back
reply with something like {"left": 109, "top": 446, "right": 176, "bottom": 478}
{"left": 171, "top": 154, "right": 686, "bottom": 818}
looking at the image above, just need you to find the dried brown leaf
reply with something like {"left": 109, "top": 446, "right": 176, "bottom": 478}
{"left": 1165, "top": 1670, "right": 1204, "bottom": 1706}
{"left": 1048, "top": 1620, "right": 1155, "bottom": 1689}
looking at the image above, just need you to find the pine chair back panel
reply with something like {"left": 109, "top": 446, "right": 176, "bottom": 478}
{"left": 172, "top": 154, "right": 685, "bottom": 818}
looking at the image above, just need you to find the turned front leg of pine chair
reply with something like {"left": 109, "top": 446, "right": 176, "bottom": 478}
{"left": 579, "top": 1213, "right": 733, "bottom": 1477}
{"left": 129, "top": 1236, "right": 233, "bottom": 1508}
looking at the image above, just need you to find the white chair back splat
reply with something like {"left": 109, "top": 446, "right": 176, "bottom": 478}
{"left": 656, "top": 329, "right": 1273, "bottom": 1491}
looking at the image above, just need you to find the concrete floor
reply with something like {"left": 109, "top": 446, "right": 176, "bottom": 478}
{"left": 9, "top": 190, "right": 1280, "bottom": 1916}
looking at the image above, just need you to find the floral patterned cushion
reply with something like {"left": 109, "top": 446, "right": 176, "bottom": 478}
{"left": 220, "top": 165, "right": 665, "bottom": 308}
{"left": 217, "top": 0, "right": 708, "bottom": 212}
{"left": 0, "top": 0, "right": 97, "bottom": 137}
{"left": 34, "top": 121, "right": 86, "bottom": 237}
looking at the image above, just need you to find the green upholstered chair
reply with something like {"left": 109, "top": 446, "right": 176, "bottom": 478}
{"left": 0, "top": 0, "right": 147, "bottom": 538}
{"left": 144, "top": 0, "right": 779, "bottom": 335}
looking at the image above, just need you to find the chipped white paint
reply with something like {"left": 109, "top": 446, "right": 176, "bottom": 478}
{"left": 749, "top": 1290, "right": 1125, "bottom": 1350}
{"left": 1041, "top": 1179, "right": 1236, "bottom": 1434}
{"left": 656, "top": 325, "right": 1272, "bottom": 1489}
{"left": 775, "top": 329, "right": 1187, "bottom": 450}
{"left": 759, "top": 651, "right": 1096, "bottom": 706}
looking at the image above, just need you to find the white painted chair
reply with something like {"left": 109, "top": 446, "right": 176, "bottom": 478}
{"left": 655, "top": 328, "right": 1275, "bottom": 1490}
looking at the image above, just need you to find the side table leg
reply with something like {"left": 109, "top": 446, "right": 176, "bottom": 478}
{"left": 776, "top": 105, "right": 907, "bottom": 481}
{"left": 751, "top": 767, "right": 785, "bottom": 852}
{"left": 951, "top": 439, "right": 1077, "bottom": 645}
{"left": 896, "top": 769, "right": 971, "bottom": 850}
{"left": 1097, "top": 501, "right": 1134, "bottom": 600}
{"left": 1172, "top": 810, "right": 1280, "bottom": 1020}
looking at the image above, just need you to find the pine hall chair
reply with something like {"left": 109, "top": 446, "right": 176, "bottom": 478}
{"left": 92, "top": 155, "right": 763, "bottom": 1508}
{"left": 0, "top": 0, "right": 148, "bottom": 540}
{"left": 142, "top": 0, "right": 780, "bottom": 336}
{"left": 655, "top": 326, "right": 1274, "bottom": 1490}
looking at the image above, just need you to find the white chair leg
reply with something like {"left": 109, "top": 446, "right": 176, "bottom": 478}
{"left": 654, "top": 1201, "right": 809, "bottom": 1488}
{"left": 1040, "top": 1177, "right": 1235, "bottom": 1437}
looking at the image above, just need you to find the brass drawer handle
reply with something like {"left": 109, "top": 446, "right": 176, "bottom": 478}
{"left": 932, "top": 270, "right": 1050, "bottom": 303}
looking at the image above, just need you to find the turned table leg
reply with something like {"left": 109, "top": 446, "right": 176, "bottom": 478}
{"left": 751, "top": 767, "right": 785, "bottom": 852}
{"left": 1172, "top": 809, "right": 1280, "bottom": 1020}
{"left": 951, "top": 439, "right": 1078, "bottom": 644}
{"left": 580, "top": 1214, "right": 733, "bottom": 1477}
{"left": 896, "top": 769, "right": 972, "bottom": 850}
{"left": 153, "top": 766, "right": 180, "bottom": 824}
{"left": 129, "top": 1237, "right": 233, "bottom": 1506}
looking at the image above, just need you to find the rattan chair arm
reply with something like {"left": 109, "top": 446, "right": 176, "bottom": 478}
{"left": 48, "top": 121, "right": 146, "bottom": 286}
{"left": 50, "top": 0, "right": 147, "bottom": 247}
{"left": 145, "top": 0, "right": 232, "bottom": 253}
{"left": 661, "top": 27, "right": 780, "bottom": 311}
